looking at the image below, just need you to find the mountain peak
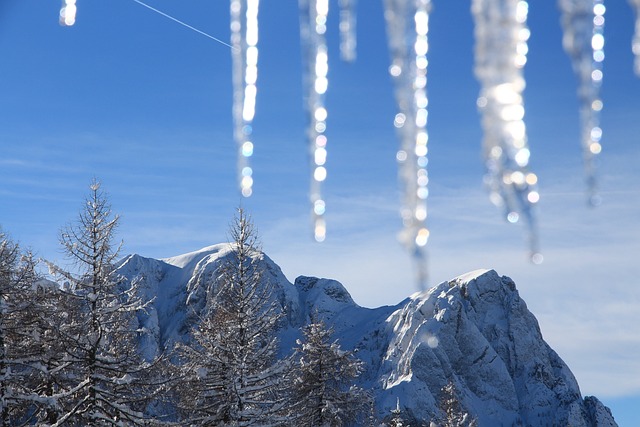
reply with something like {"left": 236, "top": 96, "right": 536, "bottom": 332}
{"left": 161, "top": 243, "right": 231, "bottom": 269}
{"left": 114, "top": 247, "right": 617, "bottom": 426}
{"left": 453, "top": 268, "right": 496, "bottom": 285}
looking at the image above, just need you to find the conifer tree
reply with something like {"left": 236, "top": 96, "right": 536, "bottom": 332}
{"left": 387, "top": 398, "right": 407, "bottom": 427}
{"left": 29, "top": 279, "right": 79, "bottom": 425}
{"left": 46, "top": 179, "right": 156, "bottom": 426}
{"left": 439, "top": 380, "right": 477, "bottom": 427}
{"left": 289, "top": 317, "right": 371, "bottom": 426}
{"left": 0, "top": 229, "right": 40, "bottom": 425}
{"left": 176, "top": 208, "right": 286, "bottom": 425}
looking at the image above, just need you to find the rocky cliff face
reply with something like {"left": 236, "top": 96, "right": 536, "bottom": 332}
{"left": 115, "top": 245, "right": 617, "bottom": 426}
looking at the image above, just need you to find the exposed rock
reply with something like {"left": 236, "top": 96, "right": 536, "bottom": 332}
{"left": 115, "top": 248, "right": 618, "bottom": 426}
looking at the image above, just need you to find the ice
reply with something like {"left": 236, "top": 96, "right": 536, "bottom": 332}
{"left": 629, "top": 0, "right": 640, "bottom": 75}
{"left": 339, "top": 0, "right": 358, "bottom": 62}
{"left": 231, "top": 0, "right": 260, "bottom": 198}
{"left": 299, "top": 0, "right": 330, "bottom": 242}
{"left": 559, "top": 0, "right": 605, "bottom": 206}
{"left": 384, "top": 0, "right": 432, "bottom": 288}
{"left": 59, "top": 0, "right": 77, "bottom": 26}
{"left": 472, "top": 0, "right": 541, "bottom": 261}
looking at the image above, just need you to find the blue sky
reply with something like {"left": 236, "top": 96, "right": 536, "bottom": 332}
{"left": 1, "top": 0, "right": 639, "bottom": 424}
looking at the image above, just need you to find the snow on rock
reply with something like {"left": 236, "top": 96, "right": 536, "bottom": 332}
{"left": 584, "top": 396, "right": 618, "bottom": 427}
{"left": 117, "top": 245, "right": 301, "bottom": 352}
{"left": 161, "top": 243, "right": 230, "bottom": 269}
{"left": 115, "top": 253, "right": 185, "bottom": 357}
{"left": 115, "top": 248, "right": 617, "bottom": 426}
{"left": 293, "top": 276, "right": 355, "bottom": 318}
{"left": 371, "top": 269, "right": 617, "bottom": 425}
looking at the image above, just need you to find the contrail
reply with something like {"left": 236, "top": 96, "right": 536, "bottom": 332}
{"left": 131, "top": 0, "right": 236, "bottom": 50}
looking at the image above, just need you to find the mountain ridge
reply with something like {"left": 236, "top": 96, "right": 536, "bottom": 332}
{"left": 115, "top": 245, "right": 617, "bottom": 426}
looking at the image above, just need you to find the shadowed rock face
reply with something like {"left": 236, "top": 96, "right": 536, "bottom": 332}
{"left": 116, "top": 248, "right": 618, "bottom": 427}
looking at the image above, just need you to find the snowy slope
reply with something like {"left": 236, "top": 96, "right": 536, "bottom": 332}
{"left": 115, "top": 247, "right": 617, "bottom": 426}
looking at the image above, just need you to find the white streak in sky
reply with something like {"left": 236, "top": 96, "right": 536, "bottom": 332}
{"left": 131, "top": 0, "right": 235, "bottom": 49}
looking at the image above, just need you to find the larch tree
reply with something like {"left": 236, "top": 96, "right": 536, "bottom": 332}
{"left": 45, "top": 179, "right": 157, "bottom": 426}
{"left": 0, "top": 229, "right": 41, "bottom": 425}
{"left": 289, "top": 317, "right": 371, "bottom": 426}
{"left": 176, "top": 208, "right": 287, "bottom": 425}
{"left": 29, "top": 278, "right": 81, "bottom": 425}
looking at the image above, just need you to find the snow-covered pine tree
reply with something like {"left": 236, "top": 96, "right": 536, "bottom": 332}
{"left": 0, "top": 231, "right": 83, "bottom": 425}
{"left": 439, "top": 380, "right": 477, "bottom": 427}
{"left": 289, "top": 316, "right": 371, "bottom": 426}
{"left": 28, "top": 278, "right": 81, "bottom": 425}
{"left": 45, "top": 179, "right": 158, "bottom": 426}
{"left": 175, "top": 208, "right": 286, "bottom": 425}
{"left": 387, "top": 398, "right": 407, "bottom": 427}
{"left": 0, "top": 229, "right": 40, "bottom": 425}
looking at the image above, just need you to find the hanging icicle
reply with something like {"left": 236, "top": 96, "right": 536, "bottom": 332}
{"left": 59, "top": 0, "right": 77, "bottom": 26}
{"left": 472, "top": 0, "right": 542, "bottom": 263}
{"left": 339, "top": 0, "right": 358, "bottom": 62}
{"left": 384, "top": 0, "right": 432, "bottom": 289}
{"left": 629, "top": 0, "right": 640, "bottom": 75}
{"left": 299, "top": 0, "right": 330, "bottom": 242}
{"left": 559, "top": 0, "right": 605, "bottom": 206}
{"left": 231, "top": 0, "right": 260, "bottom": 198}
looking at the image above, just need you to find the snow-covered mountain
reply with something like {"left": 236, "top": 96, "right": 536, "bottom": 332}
{"left": 114, "top": 245, "right": 617, "bottom": 426}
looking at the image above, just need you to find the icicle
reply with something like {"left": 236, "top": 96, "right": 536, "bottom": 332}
{"left": 339, "top": 0, "right": 358, "bottom": 62}
{"left": 59, "top": 0, "right": 77, "bottom": 26}
{"left": 472, "top": 0, "right": 542, "bottom": 263}
{"left": 231, "top": 0, "right": 260, "bottom": 197}
{"left": 384, "top": 0, "right": 432, "bottom": 289}
{"left": 299, "top": 0, "right": 330, "bottom": 242}
{"left": 559, "top": 0, "right": 605, "bottom": 206}
{"left": 628, "top": 0, "right": 640, "bottom": 75}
